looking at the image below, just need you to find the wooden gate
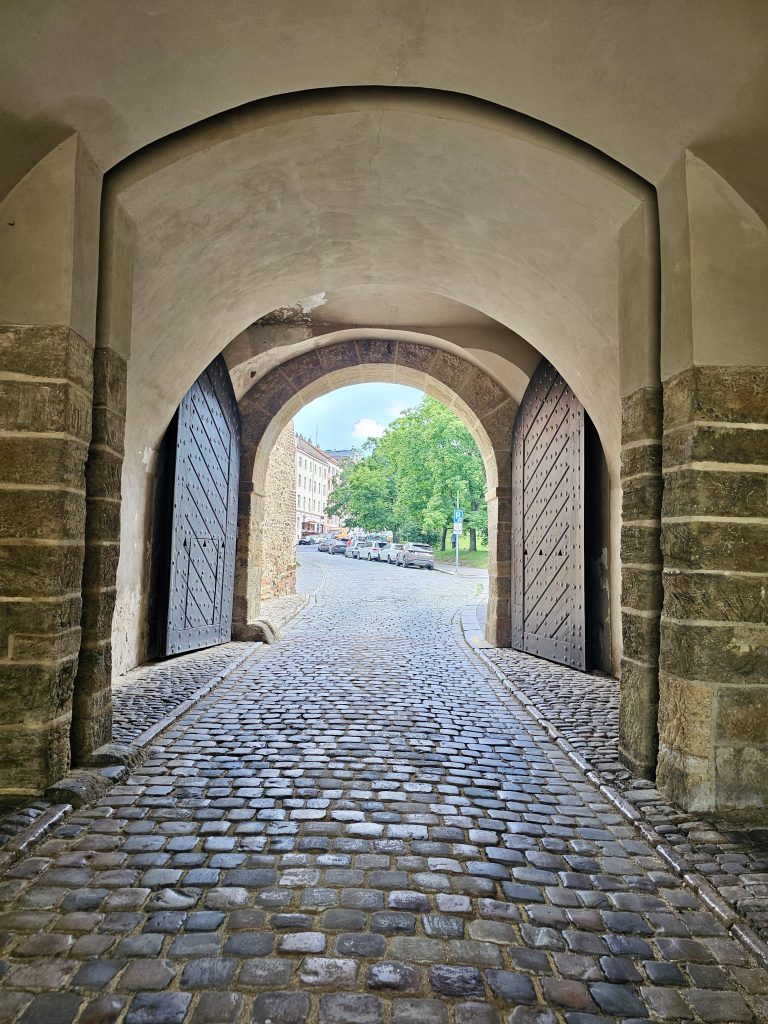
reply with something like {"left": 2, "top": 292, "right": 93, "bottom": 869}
{"left": 511, "top": 359, "right": 585, "bottom": 669}
{"left": 164, "top": 357, "right": 240, "bottom": 656}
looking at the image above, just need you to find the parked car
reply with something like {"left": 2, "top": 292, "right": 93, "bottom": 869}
{"left": 317, "top": 537, "right": 332, "bottom": 552}
{"left": 344, "top": 540, "right": 364, "bottom": 558}
{"left": 397, "top": 542, "right": 435, "bottom": 569}
{"left": 379, "top": 542, "right": 403, "bottom": 564}
{"left": 329, "top": 538, "right": 349, "bottom": 555}
{"left": 298, "top": 536, "right": 315, "bottom": 545}
{"left": 357, "top": 539, "right": 389, "bottom": 561}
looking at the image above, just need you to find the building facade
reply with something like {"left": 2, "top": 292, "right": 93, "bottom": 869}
{"left": 295, "top": 436, "right": 342, "bottom": 539}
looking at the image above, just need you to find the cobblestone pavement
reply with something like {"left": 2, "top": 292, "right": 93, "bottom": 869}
{"left": 2, "top": 550, "right": 768, "bottom": 1023}
{"left": 112, "top": 644, "right": 256, "bottom": 747}
{"left": 483, "top": 647, "right": 768, "bottom": 945}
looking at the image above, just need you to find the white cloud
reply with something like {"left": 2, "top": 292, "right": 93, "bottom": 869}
{"left": 353, "top": 417, "right": 386, "bottom": 439}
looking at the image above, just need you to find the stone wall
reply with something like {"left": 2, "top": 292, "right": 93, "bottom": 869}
{"left": 0, "top": 325, "right": 93, "bottom": 795}
{"left": 260, "top": 422, "right": 297, "bottom": 601}
{"left": 656, "top": 365, "right": 768, "bottom": 817}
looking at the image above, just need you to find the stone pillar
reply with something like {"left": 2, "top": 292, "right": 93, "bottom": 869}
{"left": 232, "top": 475, "right": 266, "bottom": 640}
{"left": 0, "top": 327, "right": 93, "bottom": 793}
{"left": 656, "top": 366, "right": 768, "bottom": 813}
{"left": 70, "top": 347, "right": 127, "bottom": 761}
{"left": 618, "top": 386, "right": 663, "bottom": 777}
{"left": 260, "top": 424, "right": 298, "bottom": 601}
{"left": 0, "top": 137, "right": 100, "bottom": 794}
{"left": 486, "top": 485, "right": 511, "bottom": 648}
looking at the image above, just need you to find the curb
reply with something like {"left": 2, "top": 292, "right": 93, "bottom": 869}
{"left": 0, "top": 643, "right": 263, "bottom": 874}
{"left": 458, "top": 596, "right": 768, "bottom": 973}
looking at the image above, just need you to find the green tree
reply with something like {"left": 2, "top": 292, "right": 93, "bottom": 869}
{"left": 327, "top": 396, "right": 487, "bottom": 548}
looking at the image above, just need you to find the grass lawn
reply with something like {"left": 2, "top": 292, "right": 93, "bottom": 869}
{"left": 433, "top": 539, "right": 489, "bottom": 569}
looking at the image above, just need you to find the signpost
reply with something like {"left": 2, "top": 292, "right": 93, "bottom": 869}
{"left": 453, "top": 492, "right": 463, "bottom": 574}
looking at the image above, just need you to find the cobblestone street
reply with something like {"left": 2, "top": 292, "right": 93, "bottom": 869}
{"left": 2, "top": 550, "right": 768, "bottom": 1023}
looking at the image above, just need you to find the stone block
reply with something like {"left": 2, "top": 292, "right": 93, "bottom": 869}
{"left": 621, "top": 610, "right": 660, "bottom": 664}
{"left": 8, "top": 625, "right": 80, "bottom": 663}
{"left": 622, "top": 475, "right": 663, "bottom": 521}
{"left": 0, "top": 487, "right": 85, "bottom": 540}
{"left": 0, "top": 594, "right": 82, "bottom": 654}
{"left": 664, "top": 365, "right": 768, "bottom": 428}
{"left": 715, "top": 743, "right": 768, "bottom": 814}
{"left": 660, "top": 619, "right": 767, "bottom": 684}
{"left": 657, "top": 672, "right": 713, "bottom": 759}
{"left": 91, "top": 406, "right": 126, "bottom": 453}
{"left": 656, "top": 743, "right": 713, "bottom": 812}
{"left": 0, "top": 716, "right": 71, "bottom": 794}
{"left": 456, "top": 370, "right": 510, "bottom": 420}
{"left": 0, "top": 324, "right": 93, "bottom": 390}
{"left": 281, "top": 348, "right": 324, "bottom": 391}
{"left": 356, "top": 337, "right": 398, "bottom": 364}
{"left": 84, "top": 495, "right": 121, "bottom": 544}
{"left": 621, "top": 387, "right": 662, "bottom": 445}
{"left": 620, "top": 523, "right": 661, "bottom": 566}
{"left": 71, "top": 683, "right": 113, "bottom": 762}
{"left": 618, "top": 660, "right": 658, "bottom": 778}
{"left": 0, "top": 379, "right": 92, "bottom": 440}
{"left": 663, "top": 570, "right": 767, "bottom": 624}
{"left": 0, "top": 657, "right": 78, "bottom": 726}
{"left": 73, "top": 642, "right": 112, "bottom": 693}
{"left": 397, "top": 342, "right": 440, "bottom": 375}
{"left": 621, "top": 440, "right": 661, "bottom": 479}
{"left": 663, "top": 468, "right": 767, "bottom": 519}
{"left": 621, "top": 566, "right": 663, "bottom": 613}
{"left": 0, "top": 435, "right": 88, "bottom": 488}
{"left": 81, "top": 542, "right": 120, "bottom": 592}
{"left": 85, "top": 449, "right": 123, "bottom": 500}
{"left": 478, "top": 399, "right": 516, "bottom": 451}
{"left": 80, "top": 585, "right": 117, "bottom": 639}
{"left": 92, "top": 346, "right": 127, "bottom": 412}
{"left": 717, "top": 687, "right": 768, "bottom": 745}
{"left": 317, "top": 342, "right": 361, "bottom": 373}
{"left": 663, "top": 422, "right": 768, "bottom": 468}
{"left": 248, "top": 370, "right": 298, "bottom": 416}
{"left": 662, "top": 520, "right": 768, "bottom": 573}
{"left": 0, "top": 541, "right": 84, "bottom": 597}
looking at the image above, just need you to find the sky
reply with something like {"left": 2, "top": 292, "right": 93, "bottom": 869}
{"left": 293, "top": 383, "right": 424, "bottom": 451}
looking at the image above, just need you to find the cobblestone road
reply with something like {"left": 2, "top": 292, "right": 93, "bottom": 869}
{"left": 1, "top": 550, "right": 767, "bottom": 1023}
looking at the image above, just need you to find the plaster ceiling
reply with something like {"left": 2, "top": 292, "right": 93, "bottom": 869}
{"left": 118, "top": 102, "right": 642, "bottom": 469}
{"left": 1, "top": 1, "right": 767, "bottom": 223}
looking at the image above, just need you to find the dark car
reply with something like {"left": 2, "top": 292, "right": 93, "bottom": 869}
{"left": 317, "top": 537, "right": 332, "bottom": 552}
{"left": 298, "top": 536, "right": 314, "bottom": 545}
{"left": 330, "top": 538, "right": 348, "bottom": 555}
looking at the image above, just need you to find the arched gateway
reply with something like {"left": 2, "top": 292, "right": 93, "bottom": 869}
{"left": 232, "top": 337, "right": 517, "bottom": 650}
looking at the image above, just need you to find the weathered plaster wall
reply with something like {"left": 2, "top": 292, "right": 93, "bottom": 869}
{"left": 260, "top": 422, "right": 297, "bottom": 602}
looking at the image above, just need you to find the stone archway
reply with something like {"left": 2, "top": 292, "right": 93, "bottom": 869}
{"left": 233, "top": 338, "right": 517, "bottom": 648}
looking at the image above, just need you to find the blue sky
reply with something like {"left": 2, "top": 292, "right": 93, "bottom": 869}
{"left": 293, "top": 383, "right": 424, "bottom": 450}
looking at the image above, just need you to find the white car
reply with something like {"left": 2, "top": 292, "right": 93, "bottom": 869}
{"left": 379, "top": 543, "right": 403, "bottom": 564}
{"left": 356, "top": 539, "right": 389, "bottom": 561}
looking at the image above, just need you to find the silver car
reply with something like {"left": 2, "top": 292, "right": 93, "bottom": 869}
{"left": 397, "top": 543, "right": 435, "bottom": 569}
{"left": 344, "top": 540, "right": 364, "bottom": 558}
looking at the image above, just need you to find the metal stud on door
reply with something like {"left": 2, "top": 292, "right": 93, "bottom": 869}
{"left": 511, "top": 359, "right": 585, "bottom": 670}
{"left": 165, "top": 357, "right": 240, "bottom": 656}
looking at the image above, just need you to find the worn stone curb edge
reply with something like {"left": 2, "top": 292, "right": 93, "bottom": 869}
{"left": 458, "top": 592, "right": 768, "bottom": 973}
{"left": 0, "top": 644, "right": 263, "bottom": 875}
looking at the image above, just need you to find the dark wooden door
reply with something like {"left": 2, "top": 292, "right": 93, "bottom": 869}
{"left": 511, "top": 359, "right": 585, "bottom": 669}
{"left": 165, "top": 357, "right": 240, "bottom": 656}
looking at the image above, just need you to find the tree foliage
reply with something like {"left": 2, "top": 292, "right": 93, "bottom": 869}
{"left": 327, "top": 396, "right": 487, "bottom": 547}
